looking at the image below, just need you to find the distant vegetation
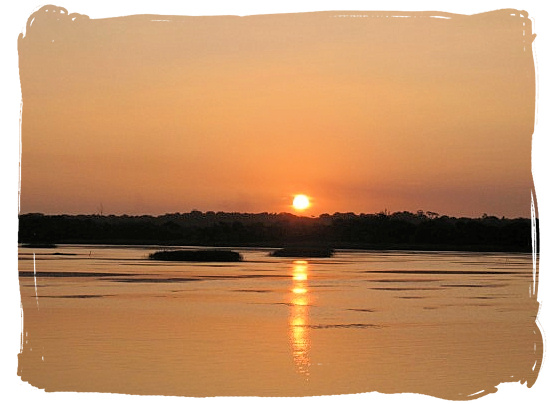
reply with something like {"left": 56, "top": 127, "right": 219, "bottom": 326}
{"left": 18, "top": 210, "right": 537, "bottom": 253}
{"left": 270, "top": 247, "right": 334, "bottom": 258}
{"left": 21, "top": 243, "right": 57, "bottom": 248}
{"left": 149, "top": 249, "right": 242, "bottom": 262}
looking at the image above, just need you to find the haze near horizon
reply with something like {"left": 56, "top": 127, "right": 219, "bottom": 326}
{"left": 18, "top": 7, "right": 536, "bottom": 218}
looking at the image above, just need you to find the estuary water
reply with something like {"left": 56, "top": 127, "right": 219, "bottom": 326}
{"left": 17, "top": 245, "right": 542, "bottom": 399}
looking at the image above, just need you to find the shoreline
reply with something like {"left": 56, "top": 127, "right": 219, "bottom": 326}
{"left": 17, "top": 240, "right": 534, "bottom": 254}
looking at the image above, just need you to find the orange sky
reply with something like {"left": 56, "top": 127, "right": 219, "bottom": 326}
{"left": 18, "top": 7, "right": 535, "bottom": 217}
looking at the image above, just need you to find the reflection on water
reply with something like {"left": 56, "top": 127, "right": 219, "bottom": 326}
{"left": 289, "top": 260, "right": 311, "bottom": 378}
{"left": 17, "top": 246, "right": 542, "bottom": 398}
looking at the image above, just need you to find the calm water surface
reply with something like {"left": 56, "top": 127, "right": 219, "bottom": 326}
{"left": 18, "top": 246, "right": 542, "bottom": 399}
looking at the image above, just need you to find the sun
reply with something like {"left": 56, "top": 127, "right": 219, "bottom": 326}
{"left": 292, "top": 194, "right": 311, "bottom": 211}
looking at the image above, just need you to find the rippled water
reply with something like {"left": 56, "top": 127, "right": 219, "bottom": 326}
{"left": 18, "top": 245, "right": 542, "bottom": 399}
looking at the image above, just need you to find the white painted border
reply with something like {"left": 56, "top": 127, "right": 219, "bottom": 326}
{"left": 2, "top": 1, "right": 548, "bottom": 404}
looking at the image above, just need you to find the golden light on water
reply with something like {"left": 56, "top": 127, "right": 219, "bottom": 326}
{"left": 289, "top": 260, "right": 311, "bottom": 378}
{"left": 293, "top": 260, "right": 308, "bottom": 281}
{"left": 292, "top": 295, "right": 308, "bottom": 307}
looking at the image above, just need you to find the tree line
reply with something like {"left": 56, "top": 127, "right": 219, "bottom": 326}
{"left": 18, "top": 210, "right": 537, "bottom": 252}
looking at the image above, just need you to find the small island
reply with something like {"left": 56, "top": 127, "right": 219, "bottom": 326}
{"left": 149, "top": 249, "right": 243, "bottom": 262}
{"left": 270, "top": 247, "right": 334, "bottom": 258}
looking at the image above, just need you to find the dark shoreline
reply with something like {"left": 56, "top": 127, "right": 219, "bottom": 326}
{"left": 18, "top": 211, "right": 537, "bottom": 254}
{"left": 17, "top": 240, "right": 534, "bottom": 254}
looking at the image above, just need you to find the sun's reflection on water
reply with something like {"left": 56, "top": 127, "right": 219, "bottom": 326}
{"left": 289, "top": 260, "right": 311, "bottom": 378}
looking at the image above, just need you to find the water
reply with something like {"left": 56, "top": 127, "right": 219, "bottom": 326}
{"left": 18, "top": 245, "right": 542, "bottom": 399}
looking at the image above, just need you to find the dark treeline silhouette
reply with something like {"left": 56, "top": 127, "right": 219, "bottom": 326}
{"left": 18, "top": 210, "right": 537, "bottom": 252}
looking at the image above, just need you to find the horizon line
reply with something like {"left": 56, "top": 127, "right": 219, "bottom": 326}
{"left": 18, "top": 210, "right": 533, "bottom": 220}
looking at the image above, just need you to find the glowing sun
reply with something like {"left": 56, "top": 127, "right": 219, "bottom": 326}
{"left": 292, "top": 194, "right": 311, "bottom": 211}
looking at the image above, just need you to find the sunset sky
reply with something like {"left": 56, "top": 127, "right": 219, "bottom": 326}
{"left": 18, "top": 7, "right": 536, "bottom": 217}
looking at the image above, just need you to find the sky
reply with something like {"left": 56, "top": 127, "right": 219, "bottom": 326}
{"left": 18, "top": 6, "right": 536, "bottom": 218}
{"left": 5, "top": 3, "right": 550, "bottom": 404}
